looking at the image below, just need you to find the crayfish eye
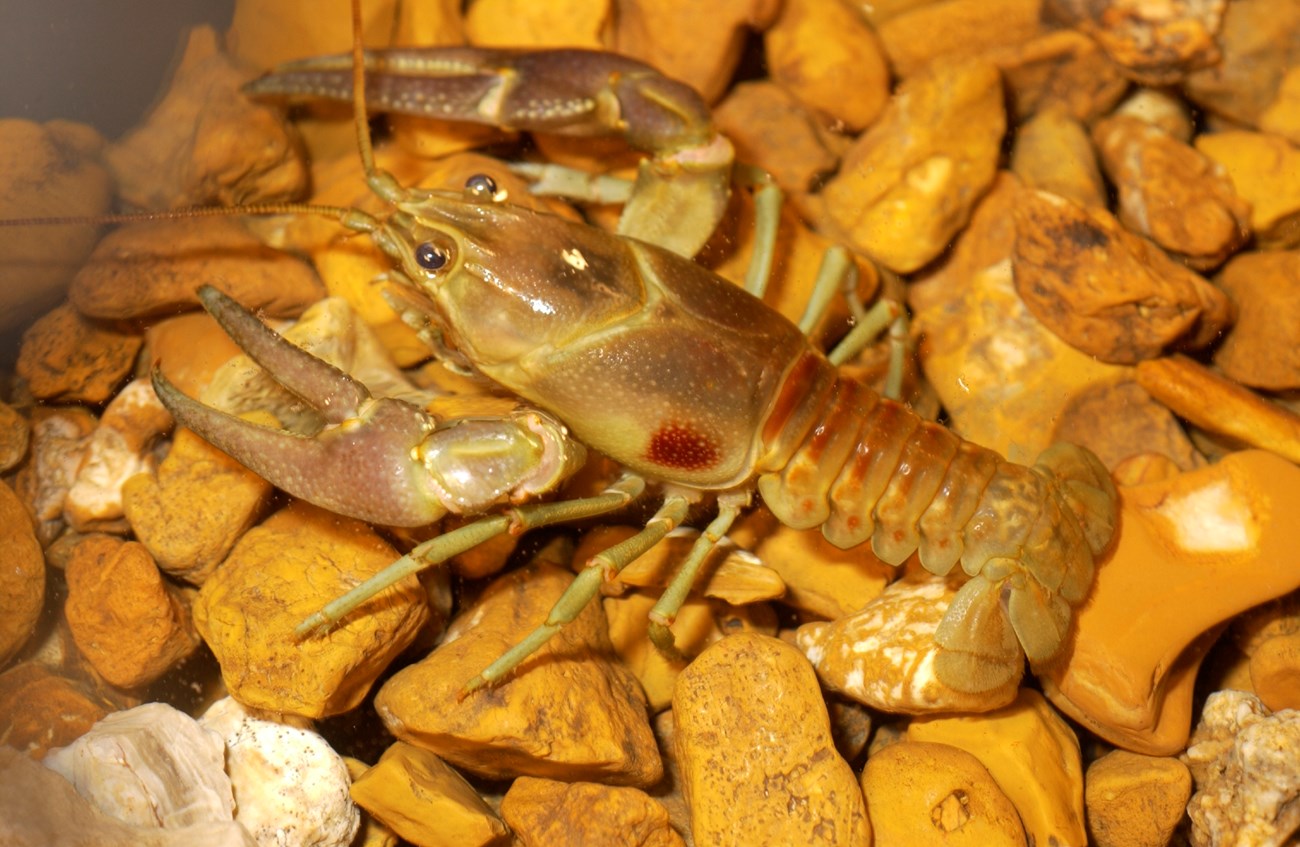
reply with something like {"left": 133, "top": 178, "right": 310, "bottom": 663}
{"left": 414, "top": 242, "right": 448, "bottom": 272}
{"left": 464, "top": 173, "right": 498, "bottom": 201}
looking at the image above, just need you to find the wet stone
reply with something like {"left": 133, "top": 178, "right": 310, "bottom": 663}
{"left": 16, "top": 303, "right": 141, "bottom": 405}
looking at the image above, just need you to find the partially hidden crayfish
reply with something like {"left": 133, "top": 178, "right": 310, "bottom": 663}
{"left": 138, "top": 25, "right": 1120, "bottom": 697}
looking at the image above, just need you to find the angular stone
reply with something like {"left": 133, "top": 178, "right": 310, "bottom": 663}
{"left": 1084, "top": 750, "right": 1192, "bottom": 847}
{"left": 1197, "top": 130, "right": 1300, "bottom": 250}
{"left": 0, "top": 662, "right": 116, "bottom": 759}
{"left": 194, "top": 502, "right": 430, "bottom": 718}
{"left": 501, "top": 776, "right": 684, "bottom": 847}
{"left": 0, "top": 480, "right": 44, "bottom": 667}
{"left": 907, "top": 689, "right": 1086, "bottom": 847}
{"left": 673, "top": 633, "right": 870, "bottom": 846}
{"left": 1213, "top": 250, "right": 1300, "bottom": 391}
{"left": 17, "top": 303, "right": 141, "bottom": 405}
{"left": 375, "top": 560, "right": 662, "bottom": 786}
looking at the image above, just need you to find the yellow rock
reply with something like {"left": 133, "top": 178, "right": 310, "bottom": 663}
{"left": 907, "top": 689, "right": 1086, "bottom": 847}
{"left": 874, "top": 0, "right": 1045, "bottom": 77}
{"left": 350, "top": 742, "right": 507, "bottom": 847}
{"left": 673, "top": 633, "right": 870, "bottom": 846}
{"left": 343, "top": 758, "right": 399, "bottom": 847}
{"left": 764, "top": 0, "right": 889, "bottom": 131}
{"left": 1040, "top": 451, "right": 1300, "bottom": 754}
{"left": 861, "top": 741, "right": 1026, "bottom": 846}
{"left": 737, "top": 509, "right": 894, "bottom": 620}
{"left": 16, "top": 302, "right": 142, "bottom": 405}
{"left": 1251, "top": 631, "right": 1300, "bottom": 712}
{"left": 465, "top": 0, "right": 607, "bottom": 48}
{"left": 604, "top": 591, "right": 719, "bottom": 713}
{"left": 375, "top": 560, "right": 662, "bottom": 786}
{"left": 1197, "top": 130, "right": 1300, "bottom": 249}
{"left": 819, "top": 57, "right": 1004, "bottom": 273}
{"left": 227, "top": 0, "right": 399, "bottom": 68}
{"left": 193, "top": 501, "right": 430, "bottom": 718}
{"left": 1011, "top": 107, "right": 1107, "bottom": 210}
{"left": 123, "top": 428, "right": 273, "bottom": 585}
{"left": 1084, "top": 750, "right": 1191, "bottom": 847}
{"left": 797, "top": 573, "right": 1021, "bottom": 715}
{"left": 500, "top": 776, "right": 684, "bottom": 847}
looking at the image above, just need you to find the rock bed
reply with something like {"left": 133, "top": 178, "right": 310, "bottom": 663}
{"left": 3, "top": 1, "right": 1300, "bottom": 845}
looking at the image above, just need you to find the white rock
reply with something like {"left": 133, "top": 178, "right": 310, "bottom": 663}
{"left": 200, "top": 697, "right": 360, "bottom": 847}
{"left": 44, "top": 701, "right": 236, "bottom": 829}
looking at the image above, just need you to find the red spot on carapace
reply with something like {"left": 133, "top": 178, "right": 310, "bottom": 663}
{"left": 646, "top": 421, "right": 720, "bottom": 471}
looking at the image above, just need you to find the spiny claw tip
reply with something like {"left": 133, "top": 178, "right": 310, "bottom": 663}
{"left": 458, "top": 674, "right": 487, "bottom": 702}
{"left": 294, "top": 613, "right": 329, "bottom": 640}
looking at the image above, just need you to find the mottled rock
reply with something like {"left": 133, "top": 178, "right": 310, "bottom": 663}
{"left": 1135, "top": 355, "right": 1300, "bottom": 466}
{"left": 0, "top": 400, "right": 29, "bottom": 473}
{"left": 501, "top": 776, "right": 684, "bottom": 847}
{"left": 673, "top": 633, "right": 870, "bottom": 846}
{"left": 105, "top": 26, "right": 306, "bottom": 211}
{"left": 0, "top": 119, "right": 112, "bottom": 335}
{"left": 349, "top": 742, "right": 507, "bottom": 847}
{"left": 1010, "top": 107, "right": 1107, "bottom": 209}
{"left": 907, "top": 689, "right": 1086, "bottom": 847}
{"left": 1092, "top": 114, "right": 1250, "bottom": 269}
{"left": 0, "top": 746, "right": 255, "bottom": 847}
{"left": 1049, "top": 378, "right": 1205, "bottom": 473}
{"left": 1183, "top": 690, "right": 1300, "bottom": 847}
{"left": 64, "top": 535, "right": 200, "bottom": 689}
{"left": 0, "top": 662, "right": 115, "bottom": 759}
{"left": 797, "top": 574, "right": 1021, "bottom": 714}
{"left": 69, "top": 217, "right": 325, "bottom": 322}
{"left": 200, "top": 697, "right": 359, "bottom": 847}
{"left": 910, "top": 173, "right": 1125, "bottom": 457}
{"left": 123, "top": 428, "right": 273, "bottom": 585}
{"left": 874, "top": 0, "right": 1044, "bottom": 78}
{"left": 194, "top": 502, "right": 430, "bottom": 718}
{"left": 14, "top": 406, "right": 96, "bottom": 546}
{"left": 1012, "top": 187, "right": 1234, "bottom": 363}
{"left": 375, "top": 560, "right": 662, "bottom": 786}
{"left": 17, "top": 303, "right": 141, "bottom": 405}
{"left": 1213, "top": 251, "right": 1300, "bottom": 391}
{"left": 44, "top": 702, "right": 234, "bottom": 829}
{"left": 0, "top": 481, "right": 44, "bottom": 668}
{"left": 1184, "top": 0, "right": 1300, "bottom": 127}
{"left": 764, "top": 0, "right": 888, "bottom": 131}
{"left": 1085, "top": 750, "right": 1192, "bottom": 847}
{"left": 1197, "top": 130, "right": 1300, "bottom": 250}
{"left": 860, "top": 740, "right": 1026, "bottom": 846}
{"left": 1048, "top": 0, "right": 1225, "bottom": 84}
{"left": 989, "top": 30, "right": 1130, "bottom": 122}
{"left": 819, "top": 57, "right": 1004, "bottom": 273}
{"left": 65, "top": 379, "right": 173, "bottom": 533}
{"left": 1041, "top": 451, "right": 1300, "bottom": 754}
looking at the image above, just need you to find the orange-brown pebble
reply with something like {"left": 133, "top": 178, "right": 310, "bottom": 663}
{"left": 105, "top": 26, "right": 307, "bottom": 211}
{"left": 819, "top": 57, "right": 1004, "bottom": 274}
{"left": 673, "top": 633, "right": 870, "bottom": 846}
{"left": 1249, "top": 631, "right": 1300, "bottom": 713}
{"left": 797, "top": 574, "right": 1021, "bottom": 715}
{"left": 1213, "top": 251, "right": 1300, "bottom": 391}
{"left": 0, "top": 400, "right": 29, "bottom": 473}
{"left": 874, "top": 0, "right": 1044, "bottom": 78}
{"left": 64, "top": 535, "right": 200, "bottom": 689}
{"left": 69, "top": 216, "right": 325, "bottom": 322}
{"left": 1135, "top": 355, "right": 1300, "bottom": 465}
{"left": 0, "top": 481, "right": 44, "bottom": 667}
{"left": 1085, "top": 750, "right": 1192, "bottom": 847}
{"left": 123, "top": 428, "right": 273, "bottom": 585}
{"left": 989, "top": 30, "right": 1130, "bottom": 122}
{"left": 0, "top": 662, "right": 115, "bottom": 759}
{"left": 501, "top": 776, "right": 684, "bottom": 847}
{"left": 193, "top": 501, "right": 430, "bottom": 718}
{"left": 0, "top": 119, "right": 112, "bottom": 334}
{"left": 1184, "top": 0, "right": 1300, "bottom": 126}
{"left": 1040, "top": 451, "right": 1300, "bottom": 754}
{"left": 1012, "top": 187, "right": 1234, "bottom": 363}
{"left": 227, "top": 0, "right": 400, "bottom": 68}
{"left": 349, "top": 742, "right": 508, "bottom": 847}
{"left": 713, "top": 81, "right": 842, "bottom": 197}
{"left": 1092, "top": 114, "right": 1250, "bottom": 269}
{"left": 1048, "top": 0, "right": 1225, "bottom": 85}
{"left": 16, "top": 303, "right": 141, "bottom": 405}
{"left": 603, "top": 591, "right": 717, "bottom": 712}
{"left": 145, "top": 311, "right": 245, "bottom": 399}
{"left": 465, "top": 0, "right": 607, "bottom": 48}
{"left": 1050, "top": 379, "right": 1205, "bottom": 473}
{"left": 375, "top": 560, "right": 662, "bottom": 787}
{"left": 860, "top": 740, "right": 1026, "bottom": 846}
{"left": 908, "top": 689, "right": 1086, "bottom": 847}
{"left": 764, "top": 0, "right": 889, "bottom": 131}
{"left": 1196, "top": 130, "right": 1300, "bottom": 249}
